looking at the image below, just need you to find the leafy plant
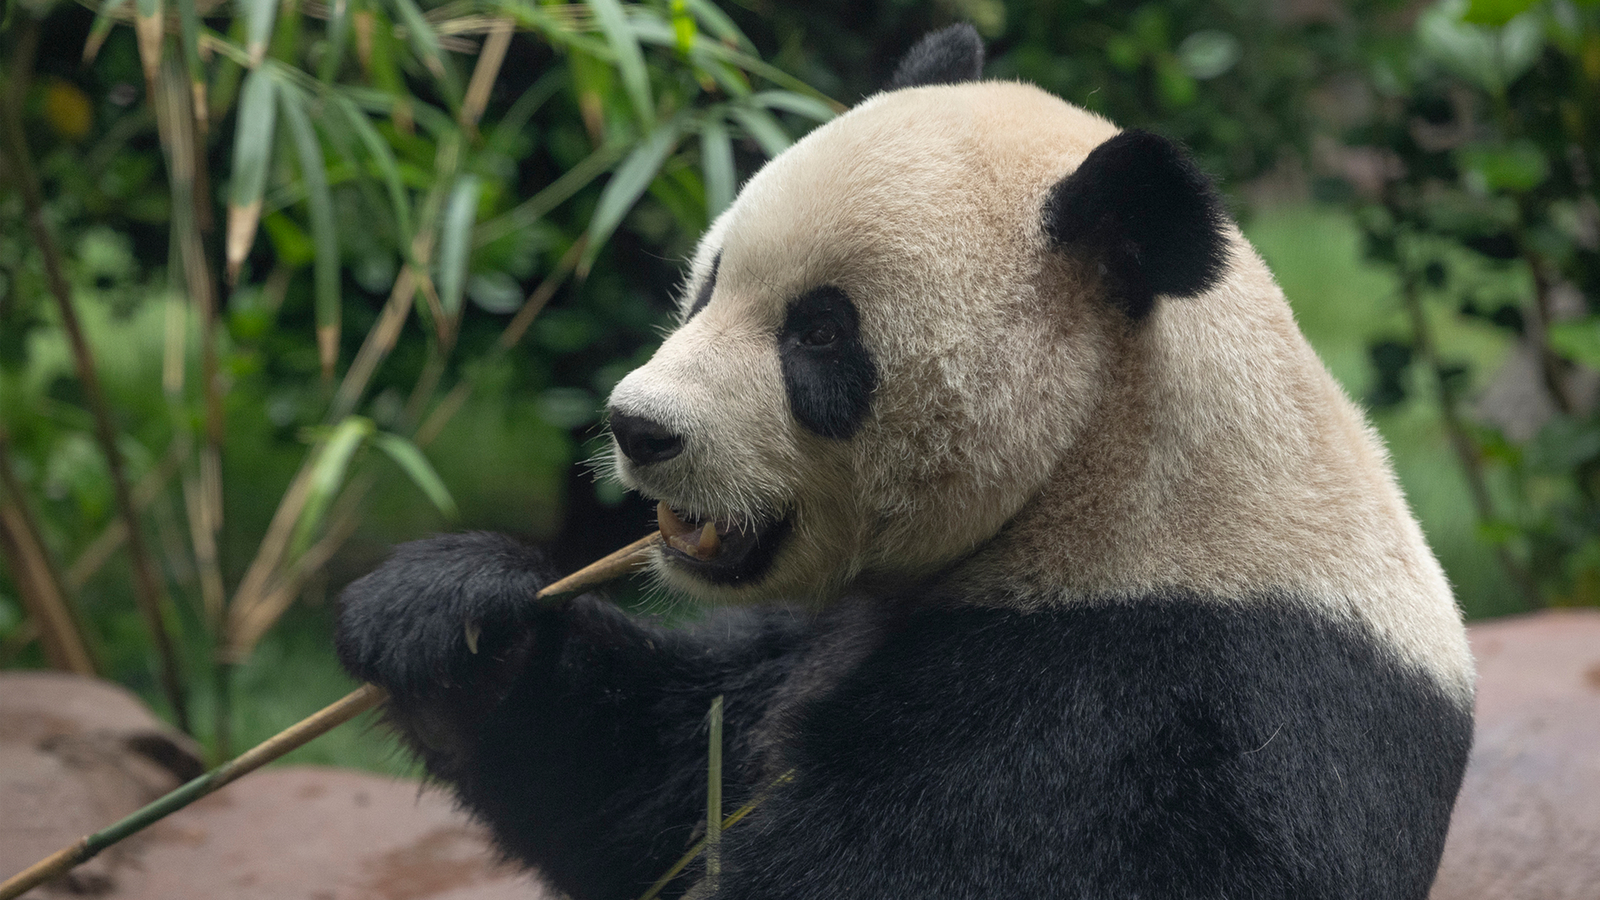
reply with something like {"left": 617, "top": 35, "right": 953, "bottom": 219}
{"left": 0, "top": 0, "right": 834, "bottom": 754}
{"left": 1340, "top": 0, "right": 1600, "bottom": 607}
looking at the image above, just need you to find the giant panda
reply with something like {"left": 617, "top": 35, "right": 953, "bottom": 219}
{"left": 336, "top": 24, "right": 1474, "bottom": 900}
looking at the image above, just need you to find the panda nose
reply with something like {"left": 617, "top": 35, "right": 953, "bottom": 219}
{"left": 610, "top": 412, "right": 684, "bottom": 465}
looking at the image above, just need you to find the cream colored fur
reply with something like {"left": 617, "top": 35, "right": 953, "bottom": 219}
{"left": 606, "top": 81, "right": 1473, "bottom": 699}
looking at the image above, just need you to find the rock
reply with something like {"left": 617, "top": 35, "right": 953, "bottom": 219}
{"left": 1432, "top": 609, "right": 1600, "bottom": 900}
{"left": 110, "top": 766, "right": 545, "bottom": 900}
{"left": 0, "top": 672, "right": 547, "bottom": 900}
{"left": 0, "top": 671, "right": 204, "bottom": 895}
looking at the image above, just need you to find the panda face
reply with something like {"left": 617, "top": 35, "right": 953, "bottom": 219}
{"left": 606, "top": 84, "right": 1126, "bottom": 603}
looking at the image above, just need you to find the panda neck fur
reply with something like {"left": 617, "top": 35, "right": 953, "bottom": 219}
{"left": 942, "top": 237, "right": 1474, "bottom": 701}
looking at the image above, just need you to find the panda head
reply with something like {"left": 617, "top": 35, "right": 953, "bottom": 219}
{"left": 605, "top": 26, "right": 1230, "bottom": 603}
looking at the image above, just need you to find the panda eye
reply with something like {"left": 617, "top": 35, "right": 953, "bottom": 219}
{"left": 800, "top": 322, "right": 840, "bottom": 347}
{"left": 782, "top": 285, "right": 856, "bottom": 352}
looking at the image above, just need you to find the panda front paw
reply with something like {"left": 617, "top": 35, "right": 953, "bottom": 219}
{"left": 335, "top": 532, "right": 556, "bottom": 700}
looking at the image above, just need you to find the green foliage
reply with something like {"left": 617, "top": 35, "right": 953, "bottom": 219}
{"left": 0, "top": 0, "right": 831, "bottom": 748}
{"left": 1340, "top": 0, "right": 1600, "bottom": 607}
{"left": 720, "top": 0, "right": 1388, "bottom": 189}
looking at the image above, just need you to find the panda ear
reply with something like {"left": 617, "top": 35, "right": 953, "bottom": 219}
{"left": 1043, "top": 130, "right": 1230, "bottom": 319}
{"left": 884, "top": 24, "right": 985, "bottom": 91}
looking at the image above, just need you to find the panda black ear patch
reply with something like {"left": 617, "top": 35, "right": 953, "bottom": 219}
{"left": 884, "top": 24, "right": 985, "bottom": 91}
{"left": 1044, "top": 130, "right": 1230, "bottom": 319}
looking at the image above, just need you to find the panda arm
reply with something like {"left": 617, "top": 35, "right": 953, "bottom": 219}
{"left": 335, "top": 532, "right": 808, "bottom": 900}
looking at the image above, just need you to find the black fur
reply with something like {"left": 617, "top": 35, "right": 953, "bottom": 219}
{"left": 337, "top": 536, "right": 1472, "bottom": 900}
{"left": 884, "top": 23, "right": 985, "bottom": 91}
{"left": 778, "top": 286, "right": 877, "bottom": 439}
{"left": 1045, "top": 129, "right": 1230, "bottom": 319}
{"left": 687, "top": 250, "right": 721, "bottom": 319}
{"left": 336, "top": 534, "right": 810, "bottom": 900}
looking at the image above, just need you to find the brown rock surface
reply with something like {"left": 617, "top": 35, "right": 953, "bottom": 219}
{"left": 0, "top": 672, "right": 546, "bottom": 899}
{"left": 0, "top": 671, "right": 203, "bottom": 895}
{"left": 1432, "top": 609, "right": 1600, "bottom": 900}
{"left": 107, "top": 766, "right": 546, "bottom": 900}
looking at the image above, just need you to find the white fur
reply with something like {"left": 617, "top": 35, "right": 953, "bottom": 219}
{"left": 606, "top": 81, "right": 1474, "bottom": 700}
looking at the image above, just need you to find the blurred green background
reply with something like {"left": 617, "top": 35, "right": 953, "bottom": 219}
{"left": 2, "top": 0, "right": 1597, "bottom": 772}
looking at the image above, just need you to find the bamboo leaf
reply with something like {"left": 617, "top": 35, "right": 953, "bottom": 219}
{"left": 135, "top": 0, "right": 164, "bottom": 86}
{"left": 478, "top": 140, "right": 623, "bottom": 246}
{"left": 697, "top": 54, "right": 752, "bottom": 97}
{"left": 332, "top": 92, "right": 413, "bottom": 243}
{"left": 388, "top": 0, "right": 448, "bottom": 81}
{"left": 437, "top": 173, "right": 480, "bottom": 325}
{"left": 227, "top": 69, "right": 279, "bottom": 283}
{"left": 582, "top": 116, "right": 685, "bottom": 273}
{"left": 700, "top": 114, "right": 734, "bottom": 219}
{"left": 683, "top": 0, "right": 755, "bottom": 52}
{"left": 628, "top": 18, "right": 839, "bottom": 107}
{"left": 669, "top": 0, "right": 696, "bottom": 57}
{"left": 486, "top": 69, "right": 564, "bottom": 155}
{"left": 319, "top": 0, "right": 353, "bottom": 81}
{"left": 587, "top": 0, "right": 654, "bottom": 126}
{"left": 176, "top": 0, "right": 208, "bottom": 133}
{"left": 314, "top": 100, "right": 398, "bottom": 251}
{"left": 752, "top": 90, "right": 837, "bottom": 124}
{"left": 371, "top": 432, "right": 457, "bottom": 519}
{"left": 279, "top": 85, "right": 342, "bottom": 377}
{"left": 239, "top": 0, "right": 279, "bottom": 66}
{"left": 727, "top": 105, "right": 790, "bottom": 157}
{"left": 289, "top": 417, "right": 374, "bottom": 558}
{"left": 84, "top": 0, "right": 131, "bottom": 63}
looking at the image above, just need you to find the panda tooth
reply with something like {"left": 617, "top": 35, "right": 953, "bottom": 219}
{"left": 659, "top": 501, "right": 720, "bottom": 558}
{"left": 657, "top": 501, "right": 694, "bottom": 539}
{"left": 696, "top": 521, "right": 721, "bottom": 559}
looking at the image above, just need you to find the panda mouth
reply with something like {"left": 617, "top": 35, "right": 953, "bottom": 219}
{"left": 655, "top": 502, "right": 790, "bottom": 585}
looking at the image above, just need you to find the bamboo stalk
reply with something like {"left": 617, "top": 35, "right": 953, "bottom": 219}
{"left": 637, "top": 767, "right": 796, "bottom": 900}
{"left": 151, "top": 54, "right": 230, "bottom": 641}
{"left": 0, "top": 45, "right": 190, "bottom": 730}
{"left": 704, "top": 695, "right": 724, "bottom": 895}
{"left": 0, "top": 532, "right": 661, "bottom": 900}
{"left": 460, "top": 16, "right": 514, "bottom": 138}
{"left": 0, "top": 434, "right": 97, "bottom": 676}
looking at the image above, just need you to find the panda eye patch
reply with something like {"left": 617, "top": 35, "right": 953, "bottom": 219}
{"left": 779, "top": 286, "right": 877, "bottom": 439}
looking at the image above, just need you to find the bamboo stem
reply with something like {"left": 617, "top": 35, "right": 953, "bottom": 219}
{"left": 460, "top": 17, "right": 515, "bottom": 138}
{"left": 0, "top": 43, "right": 191, "bottom": 730}
{"left": 0, "top": 533, "right": 660, "bottom": 900}
{"left": 0, "top": 433, "right": 97, "bottom": 675}
{"left": 637, "top": 767, "right": 795, "bottom": 900}
{"left": 704, "top": 696, "right": 724, "bottom": 895}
